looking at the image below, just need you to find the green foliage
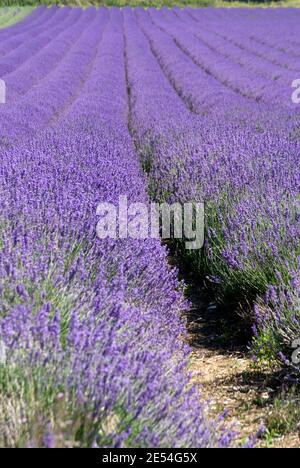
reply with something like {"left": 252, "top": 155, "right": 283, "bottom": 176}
{"left": 0, "top": 6, "right": 33, "bottom": 27}
{"left": 261, "top": 388, "right": 300, "bottom": 445}
{"left": 0, "top": 362, "right": 97, "bottom": 447}
{"left": 0, "top": 1, "right": 297, "bottom": 9}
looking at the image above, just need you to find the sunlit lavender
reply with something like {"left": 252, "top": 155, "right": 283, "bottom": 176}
{"left": 0, "top": 5, "right": 299, "bottom": 448}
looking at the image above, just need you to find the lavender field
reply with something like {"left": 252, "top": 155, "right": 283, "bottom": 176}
{"left": 0, "top": 5, "right": 299, "bottom": 448}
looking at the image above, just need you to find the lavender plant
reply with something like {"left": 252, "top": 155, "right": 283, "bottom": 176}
{"left": 1, "top": 4, "right": 299, "bottom": 447}
{"left": 0, "top": 6, "right": 239, "bottom": 448}
{"left": 128, "top": 7, "right": 300, "bottom": 358}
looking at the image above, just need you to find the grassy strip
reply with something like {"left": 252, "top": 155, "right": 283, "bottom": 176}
{"left": 0, "top": 6, "right": 33, "bottom": 27}
{"left": 0, "top": 1, "right": 300, "bottom": 9}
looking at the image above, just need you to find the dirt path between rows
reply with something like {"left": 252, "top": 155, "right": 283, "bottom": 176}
{"left": 187, "top": 285, "right": 300, "bottom": 448}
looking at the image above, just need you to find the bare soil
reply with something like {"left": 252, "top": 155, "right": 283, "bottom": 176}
{"left": 187, "top": 285, "right": 300, "bottom": 448}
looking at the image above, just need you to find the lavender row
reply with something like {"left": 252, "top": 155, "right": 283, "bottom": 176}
{"left": 6, "top": 9, "right": 92, "bottom": 101}
{"left": 0, "top": 6, "right": 48, "bottom": 38}
{"left": 184, "top": 8, "right": 300, "bottom": 73}
{"left": 149, "top": 8, "right": 292, "bottom": 106}
{"left": 189, "top": 8, "right": 300, "bottom": 61}
{"left": 135, "top": 8, "right": 295, "bottom": 133}
{"left": 0, "top": 7, "right": 59, "bottom": 61}
{"left": 135, "top": 8, "right": 237, "bottom": 114}
{"left": 0, "top": 8, "right": 75, "bottom": 78}
{"left": 0, "top": 8, "right": 236, "bottom": 448}
{"left": 172, "top": 9, "right": 297, "bottom": 85}
{"left": 0, "top": 9, "right": 108, "bottom": 142}
{"left": 126, "top": 9, "right": 300, "bottom": 367}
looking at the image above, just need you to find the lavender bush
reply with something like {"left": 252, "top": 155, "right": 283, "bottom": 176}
{"left": 126, "top": 7, "right": 299, "bottom": 360}
{"left": 0, "top": 4, "right": 299, "bottom": 447}
{"left": 0, "top": 6, "right": 238, "bottom": 448}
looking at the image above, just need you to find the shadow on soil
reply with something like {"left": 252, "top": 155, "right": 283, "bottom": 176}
{"left": 186, "top": 282, "right": 251, "bottom": 352}
{"left": 168, "top": 244, "right": 300, "bottom": 447}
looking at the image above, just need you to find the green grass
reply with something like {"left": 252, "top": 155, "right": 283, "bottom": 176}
{"left": 0, "top": 6, "right": 33, "bottom": 27}
{"left": 0, "top": 1, "right": 300, "bottom": 10}
{"left": 215, "top": 0, "right": 300, "bottom": 6}
{"left": 259, "top": 387, "right": 300, "bottom": 446}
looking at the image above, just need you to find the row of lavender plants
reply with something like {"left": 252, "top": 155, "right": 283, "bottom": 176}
{"left": 0, "top": 7, "right": 238, "bottom": 448}
{"left": 125, "top": 7, "right": 299, "bottom": 366}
